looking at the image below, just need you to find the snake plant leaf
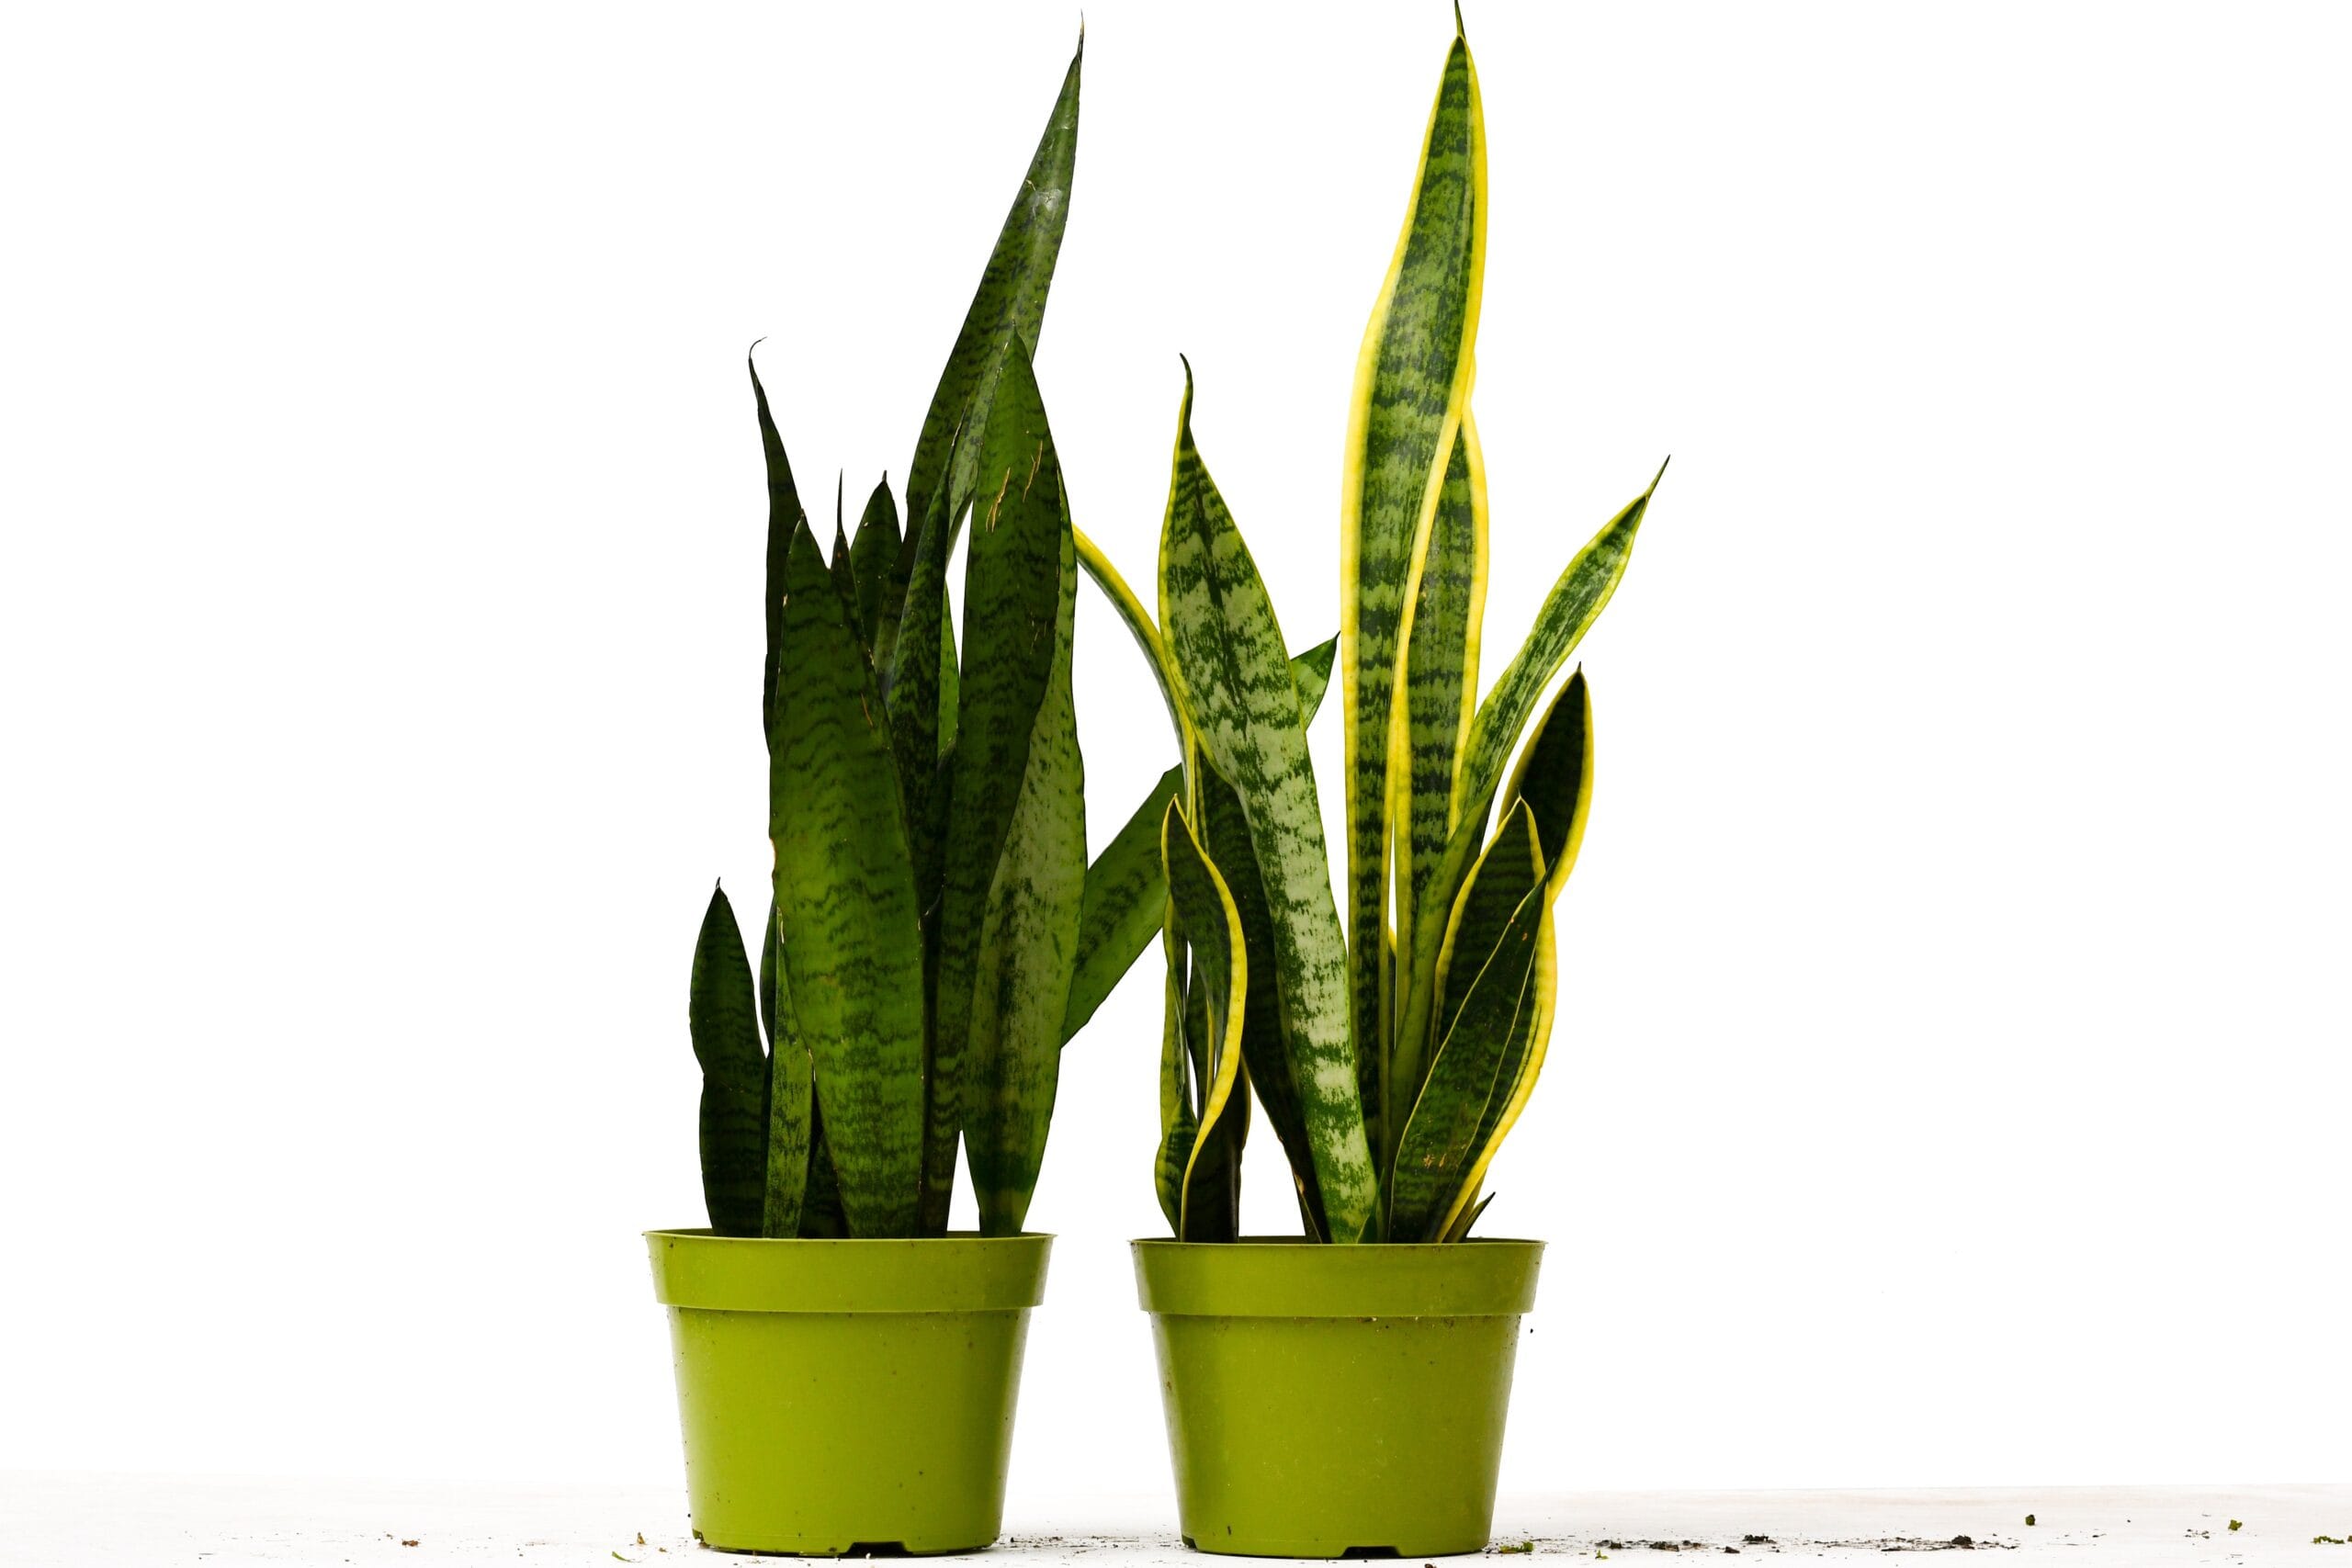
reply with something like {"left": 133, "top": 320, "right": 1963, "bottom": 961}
{"left": 799, "top": 1099, "right": 848, "bottom": 1238}
{"left": 1163, "top": 799, "right": 1249, "bottom": 1242}
{"left": 751, "top": 350, "right": 808, "bottom": 742}
{"left": 924, "top": 339, "right": 1071, "bottom": 1234}
{"left": 769, "top": 518, "right": 927, "bottom": 1237}
{"left": 1058, "top": 639, "right": 1337, "bottom": 1051}
{"left": 1390, "top": 799, "right": 1543, "bottom": 1144}
{"left": 1442, "top": 913, "right": 1558, "bottom": 1240}
{"left": 828, "top": 513, "right": 863, "bottom": 637}
{"left": 897, "top": 33, "right": 1082, "bottom": 612}
{"left": 1197, "top": 755, "right": 1327, "bottom": 1239}
{"left": 757, "top": 897, "right": 778, "bottom": 1047}
{"left": 690, "top": 883, "right": 769, "bottom": 1238}
{"left": 1063, "top": 762, "right": 1183, "bottom": 1043}
{"left": 1074, "top": 525, "right": 1188, "bottom": 752}
{"left": 1442, "top": 1188, "right": 1496, "bottom": 1243}
{"left": 1388, "top": 815, "right": 1547, "bottom": 1242}
{"left": 1453, "top": 463, "right": 1659, "bottom": 833}
{"left": 852, "top": 476, "right": 900, "bottom": 651}
{"left": 1153, "top": 957, "right": 1196, "bottom": 1233}
{"left": 1393, "top": 413, "right": 1487, "bottom": 964}
{"left": 1340, "top": 28, "right": 1486, "bottom": 1111}
{"left": 963, "top": 524, "right": 1085, "bottom": 1235}
{"left": 1157, "top": 367, "right": 1377, "bottom": 1243}
{"left": 762, "top": 934, "right": 814, "bottom": 1239}
{"left": 886, "top": 473, "right": 958, "bottom": 910}
{"left": 1500, "top": 666, "right": 1595, "bottom": 900}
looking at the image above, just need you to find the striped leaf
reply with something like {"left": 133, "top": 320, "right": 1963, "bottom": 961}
{"left": 1432, "top": 801, "right": 1544, "bottom": 1050}
{"left": 1163, "top": 800, "right": 1249, "bottom": 1242}
{"left": 762, "top": 915, "right": 815, "bottom": 1239}
{"left": 963, "top": 523, "right": 1085, "bottom": 1235}
{"left": 1058, "top": 640, "right": 1335, "bottom": 1051}
{"left": 1501, "top": 667, "right": 1596, "bottom": 900}
{"left": 689, "top": 884, "right": 767, "bottom": 1238}
{"left": 891, "top": 31, "right": 1082, "bottom": 660}
{"left": 1340, "top": 24, "right": 1486, "bottom": 1122}
{"left": 851, "top": 475, "right": 901, "bottom": 651}
{"left": 1157, "top": 368, "right": 1377, "bottom": 1243}
{"left": 769, "top": 519, "right": 927, "bottom": 1237}
{"left": 799, "top": 1099, "right": 848, "bottom": 1238}
{"left": 1062, "top": 762, "right": 1182, "bottom": 1043}
{"left": 1391, "top": 412, "right": 1487, "bottom": 1024}
{"left": 924, "top": 340, "right": 1070, "bottom": 1233}
{"left": 1388, "top": 811, "right": 1548, "bottom": 1242}
{"left": 1441, "top": 915, "right": 1557, "bottom": 1240}
{"left": 1452, "top": 465, "right": 1660, "bottom": 834}
{"left": 751, "top": 351, "right": 808, "bottom": 742}
{"left": 828, "top": 513, "right": 862, "bottom": 635}
{"left": 886, "top": 474, "right": 957, "bottom": 911}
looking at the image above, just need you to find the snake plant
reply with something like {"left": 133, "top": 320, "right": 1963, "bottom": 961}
{"left": 687, "top": 35, "right": 1125, "bottom": 1240}
{"left": 1079, "top": 17, "right": 1666, "bottom": 1243}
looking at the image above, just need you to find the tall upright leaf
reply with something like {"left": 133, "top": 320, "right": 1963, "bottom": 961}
{"left": 1392, "top": 413, "right": 1487, "bottom": 981}
{"left": 890, "top": 31, "right": 1082, "bottom": 658}
{"left": 923, "top": 341, "right": 1070, "bottom": 1233}
{"left": 1062, "top": 762, "right": 1183, "bottom": 1043}
{"left": 769, "top": 520, "right": 927, "bottom": 1237}
{"left": 851, "top": 476, "right": 901, "bottom": 650}
{"left": 762, "top": 920, "right": 815, "bottom": 1238}
{"left": 751, "top": 351, "right": 807, "bottom": 741}
{"left": 1158, "top": 369, "right": 1377, "bottom": 1243}
{"left": 1339, "top": 22, "right": 1486, "bottom": 1118}
{"left": 887, "top": 468, "right": 959, "bottom": 909}
{"left": 963, "top": 524, "right": 1085, "bottom": 1235}
{"left": 689, "top": 884, "right": 768, "bottom": 1238}
{"left": 1153, "top": 955, "right": 1195, "bottom": 1232}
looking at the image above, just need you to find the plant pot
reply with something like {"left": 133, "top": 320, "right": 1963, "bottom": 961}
{"left": 647, "top": 1229, "right": 1051, "bottom": 1555}
{"left": 1133, "top": 1236, "right": 1544, "bottom": 1559}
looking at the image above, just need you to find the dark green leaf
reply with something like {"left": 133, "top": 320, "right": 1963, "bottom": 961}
{"left": 689, "top": 884, "right": 767, "bottom": 1238}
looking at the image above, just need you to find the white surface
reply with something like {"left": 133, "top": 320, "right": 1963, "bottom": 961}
{"left": 3, "top": 0, "right": 2350, "bottom": 1495}
{"left": 4, "top": 1478, "right": 2349, "bottom": 1566}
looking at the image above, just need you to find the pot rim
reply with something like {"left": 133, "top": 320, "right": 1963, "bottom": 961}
{"left": 1130, "top": 1235, "right": 1542, "bottom": 1319}
{"left": 648, "top": 1228, "right": 1052, "bottom": 1314}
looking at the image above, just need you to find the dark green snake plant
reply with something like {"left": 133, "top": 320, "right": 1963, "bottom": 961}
{"left": 1080, "top": 17, "right": 1667, "bottom": 1243}
{"left": 689, "top": 35, "right": 1134, "bottom": 1240}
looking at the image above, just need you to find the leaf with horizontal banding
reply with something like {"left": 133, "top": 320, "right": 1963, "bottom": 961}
{"left": 963, "top": 521, "right": 1085, "bottom": 1235}
{"left": 1157, "top": 367, "right": 1376, "bottom": 1243}
{"left": 888, "top": 31, "right": 1081, "bottom": 662}
{"left": 1390, "top": 412, "right": 1487, "bottom": 1072}
{"left": 851, "top": 476, "right": 901, "bottom": 651}
{"left": 1340, "top": 25, "right": 1486, "bottom": 1130}
{"left": 799, "top": 1097, "right": 847, "bottom": 1237}
{"left": 1057, "top": 639, "right": 1339, "bottom": 1052}
{"left": 1388, "top": 821, "right": 1547, "bottom": 1243}
{"left": 828, "top": 513, "right": 863, "bottom": 637}
{"left": 1453, "top": 464, "right": 1659, "bottom": 835}
{"left": 1500, "top": 667, "right": 1595, "bottom": 901}
{"left": 924, "top": 340, "right": 1069, "bottom": 1234}
{"left": 886, "top": 472, "right": 957, "bottom": 913}
{"left": 690, "top": 884, "right": 767, "bottom": 1237}
{"left": 1163, "top": 800, "right": 1248, "bottom": 1242}
{"left": 769, "top": 519, "right": 926, "bottom": 1237}
{"left": 751, "top": 351, "right": 807, "bottom": 742}
{"left": 762, "top": 915, "right": 814, "bottom": 1239}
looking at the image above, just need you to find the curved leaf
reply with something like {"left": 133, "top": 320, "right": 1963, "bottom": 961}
{"left": 1152, "top": 959, "right": 1194, "bottom": 1233}
{"left": 1163, "top": 800, "right": 1249, "bottom": 1242}
{"left": 1074, "top": 525, "right": 1187, "bottom": 750}
{"left": 1158, "top": 368, "right": 1376, "bottom": 1242}
{"left": 1440, "top": 914, "right": 1557, "bottom": 1240}
{"left": 769, "top": 520, "right": 926, "bottom": 1237}
{"left": 1340, "top": 28, "right": 1486, "bottom": 1117}
{"left": 1500, "top": 667, "right": 1595, "bottom": 900}
{"left": 964, "top": 524, "right": 1086, "bottom": 1235}
{"left": 690, "top": 884, "right": 767, "bottom": 1238}
{"left": 1062, "top": 763, "right": 1182, "bottom": 1043}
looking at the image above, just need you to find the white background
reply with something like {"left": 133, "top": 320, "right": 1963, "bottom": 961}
{"left": 3, "top": 0, "right": 2347, "bottom": 1499}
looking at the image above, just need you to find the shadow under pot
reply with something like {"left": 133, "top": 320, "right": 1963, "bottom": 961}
{"left": 647, "top": 1229, "right": 1051, "bottom": 1555}
{"left": 1134, "top": 1236, "right": 1544, "bottom": 1559}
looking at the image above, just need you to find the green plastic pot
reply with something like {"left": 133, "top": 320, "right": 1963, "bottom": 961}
{"left": 1134, "top": 1237, "right": 1544, "bottom": 1559}
{"left": 646, "top": 1229, "right": 1051, "bottom": 1555}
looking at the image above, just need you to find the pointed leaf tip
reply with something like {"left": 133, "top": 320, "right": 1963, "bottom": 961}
{"left": 1453, "top": 0, "right": 1466, "bottom": 39}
